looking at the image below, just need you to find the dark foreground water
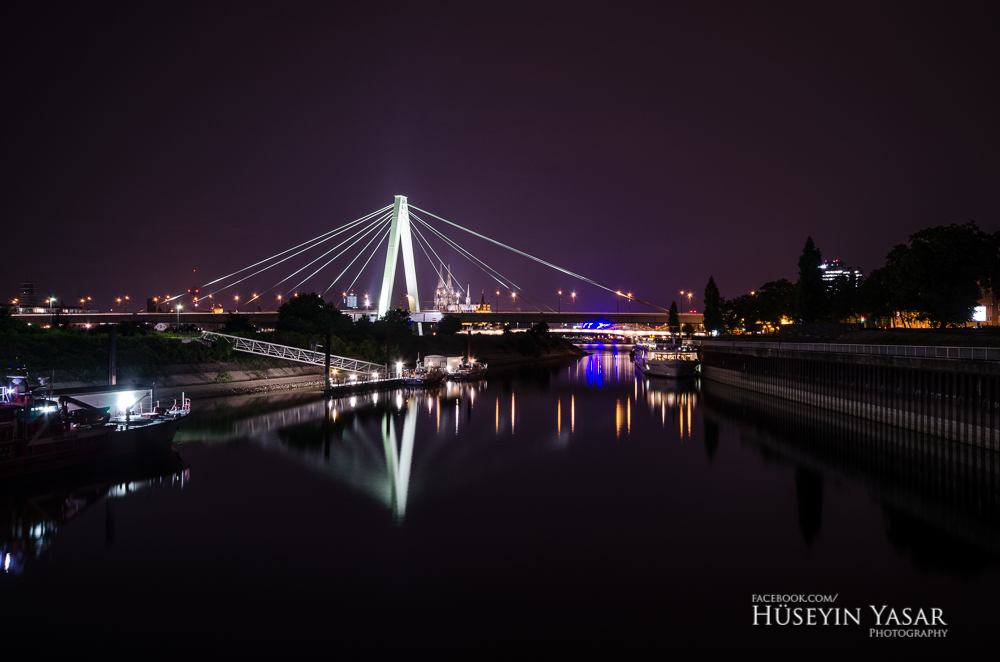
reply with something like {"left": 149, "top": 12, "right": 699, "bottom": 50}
{"left": 4, "top": 349, "right": 1000, "bottom": 657}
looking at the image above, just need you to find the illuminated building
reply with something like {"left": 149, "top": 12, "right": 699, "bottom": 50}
{"left": 818, "top": 260, "right": 862, "bottom": 286}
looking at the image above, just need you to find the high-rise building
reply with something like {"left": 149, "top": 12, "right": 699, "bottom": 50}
{"left": 18, "top": 281, "right": 37, "bottom": 307}
{"left": 818, "top": 260, "right": 862, "bottom": 286}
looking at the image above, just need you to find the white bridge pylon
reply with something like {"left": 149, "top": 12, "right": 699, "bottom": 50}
{"left": 378, "top": 195, "right": 423, "bottom": 335}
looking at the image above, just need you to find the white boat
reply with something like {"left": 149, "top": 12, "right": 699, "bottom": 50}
{"left": 633, "top": 339, "right": 699, "bottom": 378}
{"left": 402, "top": 359, "right": 445, "bottom": 387}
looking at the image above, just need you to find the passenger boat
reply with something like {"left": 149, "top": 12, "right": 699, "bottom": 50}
{"left": 402, "top": 360, "right": 446, "bottom": 387}
{"left": 633, "top": 339, "right": 699, "bottom": 378}
{"left": 449, "top": 358, "right": 487, "bottom": 381}
{"left": 0, "top": 366, "right": 189, "bottom": 478}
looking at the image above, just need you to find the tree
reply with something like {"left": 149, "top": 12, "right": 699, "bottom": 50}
{"left": 376, "top": 308, "right": 413, "bottom": 336}
{"left": 681, "top": 323, "right": 694, "bottom": 337}
{"left": 756, "top": 279, "right": 795, "bottom": 330}
{"left": 856, "top": 268, "right": 893, "bottom": 327}
{"left": 276, "top": 293, "right": 351, "bottom": 335}
{"left": 702, "top": 276, "right": 724, "bottom": 335}
{"left": 0, "top": 306, "right": 25, "bottom": 333}
{"left": 668, "top": 301, "right": 680, "bottom": 331}
{"left": 795, "top": 236, "right": 826, "bottom": 323}
{"left": 437, "top": 315, "right": 462, "bottom": 335}
{"left": 728, "top": 293, "right": 761, "bottom": 333}
{"left": 885, "top": 222, "right": 990, "bottom": 327}
{"left": 223, "top": 313, "right": 255, "bottom": 334}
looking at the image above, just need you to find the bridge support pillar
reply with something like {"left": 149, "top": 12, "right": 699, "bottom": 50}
{"left": 377, "top": 195, "right": 423, "bottom": 335}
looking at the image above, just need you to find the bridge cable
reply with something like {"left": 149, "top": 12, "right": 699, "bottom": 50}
{"left": 409, "top": 213, "right": 549, "bottom": 313}
{"left": 203, "top": 212, "right": 390, "bottom": 300}
{"left": 343, "top": 224, "right": 394, "bottom": 297}
{"left": 409, "top": 212, "right": 515, "bottom": 291}
{"left": 409, "top": 219, "right": 501, "bottom": 295}
{"left": 260, "top": 212, "right": 391, "bottom": 296}
{"left": 284, "top": 216, "right": 391, "bottom": 294}
{"left": 322, "top": 223, "right": 393, "bottom": 297}
{"left": 240, "top": 215, "right": 391, "bottom": 309}
{"left": 409, "top": 212, "right": 553, "bottom": 313}
{"left": 199, "top": 205, "right": 391, "bottom": 290}
{"left": 409, "top": 205, "right": 668, "bottom": 314}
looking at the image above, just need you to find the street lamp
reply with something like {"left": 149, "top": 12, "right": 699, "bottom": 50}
{"left": 572, "top": 292, "right": 576, "bottom": 313}
{"left": 496, "top": 291, "right": 500, "bottom": 313}
{"left": 234, "top": 295, "right": 239, "bottom": 312}
{"left": 558, "top": 291, "right": 562, "bottom": 314}
{"left": 511, "top": 292, "right": 516, "bottom": 312}
{"left": 616, "top": 291, "right": 621, "bottom": 314}
{"left": 628, "top": 293, "right": 632, "bottom": 314}
{"left": 686, "top": 291, "right": 693, "bottom": 311}
{"left": 176, "top": 303, "right": 182, "bottom": 327}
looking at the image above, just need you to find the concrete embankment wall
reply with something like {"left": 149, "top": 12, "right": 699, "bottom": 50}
{"left": 57, "top": 363, "right": 327, "bottom": 399}
{"left": 699, "top": 343, "right": 1000, "bottom": 450}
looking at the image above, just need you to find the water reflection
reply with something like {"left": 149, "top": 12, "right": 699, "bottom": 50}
{"left": 703, "top": 380, "right": 1000, "bottom": 572}
{"left": 1, "top": 447, "right": 188, "bottom": 575}
{"left": 175, "top": 350, "right": 1000, "bottom": 574}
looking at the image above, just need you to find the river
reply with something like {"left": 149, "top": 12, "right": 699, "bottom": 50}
{"left": 3, "top": 348, "right": 999, "bottom": 655}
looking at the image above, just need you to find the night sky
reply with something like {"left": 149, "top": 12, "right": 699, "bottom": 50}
{"left": 3, "top": 1, "right": 998, "bottom": 312}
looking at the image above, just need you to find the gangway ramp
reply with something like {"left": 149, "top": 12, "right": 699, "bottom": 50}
{"left": 201, "top": 332, "right": 386, "bottom": 377}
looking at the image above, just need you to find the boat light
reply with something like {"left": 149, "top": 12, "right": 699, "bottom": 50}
{"left": 117, "top": 392, "right": 136, "bottom": 413}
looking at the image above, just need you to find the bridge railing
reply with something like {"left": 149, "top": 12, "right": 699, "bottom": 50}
{"left": 696, "top": 339, "right": 1000, "bottom": 362}
{"left": 201, "top": 331, "right": 388, "bottom": 376}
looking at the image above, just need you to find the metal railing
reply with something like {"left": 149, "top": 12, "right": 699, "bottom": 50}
{"left": 696, "top": 339, "right": 1000, "bottom": 362}
{"left": 201, "top": 332, "right": 387, "bottom": 376}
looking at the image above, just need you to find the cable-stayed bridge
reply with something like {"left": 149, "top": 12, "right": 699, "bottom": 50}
{"left": 169, "top": 195, "right": 679, "bottom": 333}
{"left": 14, "top": 196, "right": 702, "bottom": 370}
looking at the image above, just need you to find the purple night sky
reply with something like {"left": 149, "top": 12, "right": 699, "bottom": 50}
{"left": 3, "top": 1, "right": 998, "bottom": 312}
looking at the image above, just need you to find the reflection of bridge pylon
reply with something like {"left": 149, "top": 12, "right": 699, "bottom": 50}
{"left": 377, "top": 195, "right": 423, "bottom": 335}
{"left": 381, "top": 403, "right": 417, "bottom": 521}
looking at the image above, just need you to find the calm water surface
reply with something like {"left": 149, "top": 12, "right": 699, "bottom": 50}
{"left": 4, "top": 349, "right": 999, "bottom": 656}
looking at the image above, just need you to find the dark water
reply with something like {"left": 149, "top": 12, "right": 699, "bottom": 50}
{"left": 4, "top": 349, "right": 999, "bottom": 656}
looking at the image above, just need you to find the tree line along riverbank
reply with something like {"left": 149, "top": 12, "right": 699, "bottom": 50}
{"left": 0, "top": 295, "right": 585, "bottom": 388}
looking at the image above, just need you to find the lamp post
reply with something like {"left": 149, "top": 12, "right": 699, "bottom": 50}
{"left": 496, "top": 291, "right": 500, "bottom": 314}
{"left": 234, "top": 295, "right": 239, "bottom": 313}
{"left": 558, "top": 291, "right": 562, "bottom": 314}
{"left": 628, "top": 293, "right": 632, "bottom": 314}
{"left": 511, "top": 292, "right": 516, "bottom": 312}
{"left": 616, "top": 291, "right": 621, "bottom": 314}
{"left": 48, "top": 297, "right": 56, "bottom": 325}
{"left": 687, "top": 291, "right": 693, "bottom": 311}
{"left": 176, "top": 304, "right": 182, "bottom": 327}
{"left": 572, "top": 292, "right": 576, "bottom": 313}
